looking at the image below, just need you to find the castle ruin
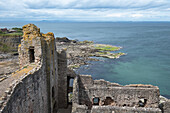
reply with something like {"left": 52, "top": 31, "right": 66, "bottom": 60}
{"left": 0, "top": 24, "right": 170, "bottom": 113}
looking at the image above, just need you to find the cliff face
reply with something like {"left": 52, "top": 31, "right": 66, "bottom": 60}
{"left": 0, "top": 35, "right": 22, "bottom": 53}
{"left": 0, "top": 36, "right": 21, "bottom": 77}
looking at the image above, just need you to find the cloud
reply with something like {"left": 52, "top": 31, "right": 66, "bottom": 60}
{"left": 0, "top": 0, "right": 170, "bottom": 21}
{"left": 131, "top": 14, "right": 143, "bottom": 18}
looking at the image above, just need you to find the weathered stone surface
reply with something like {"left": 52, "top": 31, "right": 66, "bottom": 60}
{"left": 57, "top": 50, "right": 68, "bottom": 108}
{"left": 0, "top": 24, "right": 58, "bottom": 113}
{"left": 91, "top": 106, "right": 161, "bottom": 113}
{"left": 72, "top": 75, "right": 162, "bottom": 113}
{"left": 161, "top": 100, "right": 170, "bottom": 113}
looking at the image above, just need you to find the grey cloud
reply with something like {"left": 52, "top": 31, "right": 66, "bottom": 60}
{"left": 0, "top": 0, "right": 170, "bottom": 21}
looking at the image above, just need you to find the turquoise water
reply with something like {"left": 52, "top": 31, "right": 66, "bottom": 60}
{"left": 1, "top": 22, "right": 170, "bottom": 98}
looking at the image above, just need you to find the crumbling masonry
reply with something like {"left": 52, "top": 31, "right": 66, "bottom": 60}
{"left": 0, "top": 24, "right": 170, "bottom": 113}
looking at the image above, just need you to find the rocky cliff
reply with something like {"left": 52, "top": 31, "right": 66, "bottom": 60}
{"left": 0, "top": 35, "right": 22, "bottom": 53}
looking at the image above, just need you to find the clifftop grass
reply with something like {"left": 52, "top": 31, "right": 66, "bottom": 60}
{"left": 0, "top": 33, "right": 23, "bottom": 37}
{"left": 0, "top": 27, "right": 23, "bottom": 37}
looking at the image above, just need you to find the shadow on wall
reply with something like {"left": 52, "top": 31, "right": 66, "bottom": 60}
{"left": 79, "top": 78, "right": 92, "bottom": 109}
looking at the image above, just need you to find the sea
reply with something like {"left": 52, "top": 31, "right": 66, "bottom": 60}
{"left": 1, "top": 21, "right": 170, "bottom": 98}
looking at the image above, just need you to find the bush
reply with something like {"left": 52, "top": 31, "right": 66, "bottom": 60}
{"left": 12, "top": 27, "right": 22, "bottom": 32}
{"left": 0, "top": 31, "right": 5, "bottom": 34}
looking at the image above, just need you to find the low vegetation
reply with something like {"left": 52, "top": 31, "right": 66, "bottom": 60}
{"left": 95, "top": 44, "right": 120, "bottom": 51}
{"left": 11, "top": 27, "right": 22, "bottom": 32}
{"left": 68, "top": 64, "right": 80, "bottom": 69}
{"left": 0, "top": 33, "right": 23, "bottom": 36}
{"left": 0, "top": 42, "right": 12, "bottom": 53}
{"left": 0, "top": 27, "right": 23, "bottom": 36}
{"left": 95, "top": 51, "right": 125, "bottom": 59}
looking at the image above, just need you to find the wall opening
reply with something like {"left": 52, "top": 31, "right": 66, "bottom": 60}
{"left": 53, "top": 101, "right": 57, "bottom": 113}
{"left": 138, "top": 99, "right": 147, "bottom": 107}
{"left": 67, "top": 77, "right": 74, "bottom": 105}
{"left": 103, "top": 97, "right": 114, "bottom": 106}
{"left": 52, "top": 86, "right": 55, "bottom": 98}
{"left": 123, "top": 104, "right": 126, "bottom": 107}
{"left": 29, "top": 46, "right": 35, "bottom": 63}
{"left": 93, "top": 97, "right": 100, "bottom": 105}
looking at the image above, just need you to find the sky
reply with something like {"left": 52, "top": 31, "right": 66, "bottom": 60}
{"left": 0, "top": 0, "right": 170, "bottom": 22}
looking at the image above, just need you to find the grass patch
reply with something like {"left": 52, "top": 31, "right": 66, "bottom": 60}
{"left": 68, "top": 92, "right": 73, "bottom": 103}
{"left": 0, "top": 27, "right": 23, "bottom": 36}
{"left": 0, "top": 33, "right": 23, "bottom": 36}
{"left": 95, "top": 44, "right": 120, "bottom": 51}
{"left": 23, "top": 66, "right": 28, "bottom": 68}
{"left": 0, "top": 42, "right": 12, "bottom": 53}
{"left": 69, "top": 64, "right": 80, "bottom": 69}
{"left": 12, "top": 27, "right": 22, "bottom": 32}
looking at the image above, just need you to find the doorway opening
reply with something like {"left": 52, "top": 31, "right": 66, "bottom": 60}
{"left": 29, "top": 46, "right": 35, "bottom": 63}
{"left": 67, "top": 77, "right": 74, "bottom": 104}
{"left": 93, "top": 97, "right": 100, "bottom": 105}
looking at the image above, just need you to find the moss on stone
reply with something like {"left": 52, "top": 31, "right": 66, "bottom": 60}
{"left": 18, "top": 44, "right": 21, "bottom": 48}
{"left": 22, "top": 24, "right": 41, "bottom": 41}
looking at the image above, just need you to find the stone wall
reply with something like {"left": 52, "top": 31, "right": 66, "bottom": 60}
{"left": 57, "top": 48, "right": 77, "bottom": 109}
{"left": 72, "top": 75, "right": 161, "bottom": 113}
{"left": 1, "top": 64, "right": 49, "bottom": 113}
{"left": 72, "top": 105, "right": 161, "bottom": 113}
{"left": 161, "top": 100, "right": 170, "bottom": 113}
{"left": 91, "top": 106, "right": 161, "bottom": 113}
{"left": 0, "top": 24, "right": 58, "bottom": 113}
{"left": 57, "top": 50, "right": 68, "bottom": 108}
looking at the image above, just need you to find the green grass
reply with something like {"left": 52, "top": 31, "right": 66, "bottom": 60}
{"left": 23, "top": 66, "right": 28, "bottom": 68}
{"left": 68, "top": 92, "right": 73, "bottom": 103}
{"left": 0, "top": 33, "right": 23, "bottom": 36}
{"left": 12, "top": 27, "right": 22, "bottom": 32}
{"left": 69, "top": 64, "right": 80, "bottom": 69}
{"left": 0, "top": 42, "right": 12, "bottom": 53}
{"left": 0, "top": 27, "right": 23, "bottom": 36}
{"left": 95, "top": 45, "right": 120, "bottom": 51}
{"left": 0, "top": 31, "right": 4, "bottom": 34}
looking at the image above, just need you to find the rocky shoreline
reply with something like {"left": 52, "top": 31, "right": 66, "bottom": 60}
{"left": 0, "top": 37, "right": 125, "bottom": 80}
{"left": 56, "top": 37, "right": 126, "bottom": 69}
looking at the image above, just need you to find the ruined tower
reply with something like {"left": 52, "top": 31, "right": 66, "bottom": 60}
{"left": 1, "top": 24, "right": 58, "bottom": 113}
{"left": 18, "top": 24, "right": 59, "bottom": 113}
